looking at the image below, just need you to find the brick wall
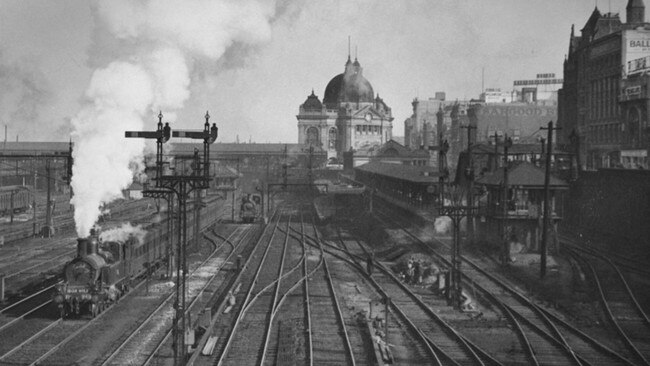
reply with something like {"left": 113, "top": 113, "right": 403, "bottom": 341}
{"left": 562, "top": 169, "right": 650, "bottom": 248}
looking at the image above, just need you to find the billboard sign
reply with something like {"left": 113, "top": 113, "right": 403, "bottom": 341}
{"left": 471, "top": 104, "right": 557, "bottom": 143}
{"left": 622, "top": 29, "right": 650, "bottom": 77}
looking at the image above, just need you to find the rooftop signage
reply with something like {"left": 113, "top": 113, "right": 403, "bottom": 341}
{"left": 514, "top": 79, "right": 563, "bottom": 86}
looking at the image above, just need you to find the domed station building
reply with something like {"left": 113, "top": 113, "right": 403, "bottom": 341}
{"left": 297, "top": 54, "right": 394, "bottom": 165}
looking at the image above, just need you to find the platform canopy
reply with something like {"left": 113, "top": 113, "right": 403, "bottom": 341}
{"left": 476, "top": 161, "right": 569, "bottom": 189}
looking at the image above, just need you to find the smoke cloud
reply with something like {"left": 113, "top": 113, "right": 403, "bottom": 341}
{"left": 0, "top": 51, "right": 52, "bottom": 140}
{"left": 100, "top": 223, "right": 148, "bottom": 245}
{"left": 434, "top": 216, "right": 452, "bottom": 234}
{"left": 71, "top": 0, "right": 276, "bottom": 237}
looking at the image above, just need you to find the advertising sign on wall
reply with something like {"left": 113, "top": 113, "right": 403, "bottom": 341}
{"left": 622, "top": 29, "right": 650, "bottom": 77}
{"left": 471, "top": 104, "right": 557, "bottom": 143}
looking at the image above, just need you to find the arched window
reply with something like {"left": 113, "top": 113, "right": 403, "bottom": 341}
{"left": 306, "top": 127, "right": 319, "bottom": 146}
{"left": 628, "top": 107, "right": 641, "bottom": 145}
{"left": 328, "top": 127, "right": 337, "bottom": 149}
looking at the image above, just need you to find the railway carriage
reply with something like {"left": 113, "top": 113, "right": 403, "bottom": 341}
{"left": 0, "top": 185, "right": 31, "bottom": 217}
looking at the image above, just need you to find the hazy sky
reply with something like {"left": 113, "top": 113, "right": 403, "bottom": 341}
{"left": 0, "top": 0, "right": 632, "bottom": 143}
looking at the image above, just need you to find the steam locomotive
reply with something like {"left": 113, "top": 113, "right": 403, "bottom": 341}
{"left": 239, "top": 193, "right": 261, "bottom": 223}
{"left": 52, "top": 228, "right": 166, "bottom": 318}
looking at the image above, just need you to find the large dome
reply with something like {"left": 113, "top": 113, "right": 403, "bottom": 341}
{"left": 323, "top": 58, "right": 374, "bottom": 107}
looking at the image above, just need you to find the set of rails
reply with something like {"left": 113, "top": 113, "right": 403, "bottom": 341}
{"left": 0, "top": 194, "right": 228, "bottom": 364}
{"left": 97, "top": 225, "right": 253, "bottom": 365}
{"left": 0, "top": 225, "right": 241, "bottom": 365}
{"left": 291, "top": 224, "right": 490, "bottom": 365}
{"left": 193, "top": 204, "right": 359, "bottom": 366}
{"left": 563, "top": 242, "right": 650, "bottom": 365}
{"left": 374, "top": 203, "right": 642, "bottom": 366}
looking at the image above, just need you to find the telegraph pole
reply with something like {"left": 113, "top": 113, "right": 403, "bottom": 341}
{"left": 460, "top": 124, "right": 476, "bottom": 240}
{"left": 501, "top": 134, "right": 512, "bottom": 265}
{"left": 43, "top": 160, "right": 53, "bottom": 237}
{"left": 491, "top": 132, "right": 500, "bottom": 172}
{"left": 282, "top": 144, "right": 288, "bottom": 189}
{"left": 540, "top": 121, "right": 561, "bottom": 278}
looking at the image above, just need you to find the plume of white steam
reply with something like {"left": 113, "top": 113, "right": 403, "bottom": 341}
{"left": 70, "top": 0, "right": 275, "bottom": 237}
{"left": 99, "top": 223, "right": 147, "bottom": 245}
{"left": 434, "top": 216, "right": 452, "bottom": 234}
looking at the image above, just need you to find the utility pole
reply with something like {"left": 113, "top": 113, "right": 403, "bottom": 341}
{"left": 43, "top": 160, "right": 53, "bottom": 237}
{"left": 193, "top": 189, "right": 201, "bottom": 250}
{"left": 282, "top": 144, "right": 288, "bottom": 189}
{"left": 540, "top": 121, "right": 561, "bottom": 278}
{"left": 501, "top": 134, "right": 512, "bottom": 265}
{"left": 460, "top": 125, "right": 476, "bottom": 240}
{"left": 230, "top": 158, "right": 240, "bottom": 222}
{"left": 167, "top": 192, "right": 174, "bottom": 278}
{"left": 491, "top": 132, "right": 500, "bottom": 172}
{"left": 437, "top": 132, "right": 448, "bottom": 205}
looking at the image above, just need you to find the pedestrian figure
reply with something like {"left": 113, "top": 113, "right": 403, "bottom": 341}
{"left": 406, "top": 259, "right": 414, "bottom": 284}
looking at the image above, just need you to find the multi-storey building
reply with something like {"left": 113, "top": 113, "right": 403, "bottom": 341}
{"left": 404, "top": 92, "right": 452, "bottom": 149}
{"left": 558, "top": 0, "right": 650, "bottom": 169}
{"left": 296, "top": 55, "right": 393, "bottom": 164}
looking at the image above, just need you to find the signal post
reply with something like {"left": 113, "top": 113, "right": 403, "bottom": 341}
{"left": 126, "top": 111, "right": 218, "bottom": 365}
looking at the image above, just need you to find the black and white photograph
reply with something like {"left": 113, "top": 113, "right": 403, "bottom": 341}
{"left": 0, "top": 0, "right": 648, "bottom": 365}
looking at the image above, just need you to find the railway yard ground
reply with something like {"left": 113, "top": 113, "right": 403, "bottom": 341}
{"left": 0, "top": 189, "right": 648, "bottom": 365}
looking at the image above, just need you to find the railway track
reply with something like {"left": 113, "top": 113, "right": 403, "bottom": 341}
{"left": 566, "top": 245, "right": 650, "bottom": 365}
{"left": 288, "top": 225, "right": 438, "bottom": 365}
{"left": 141, "top": 225, "right": 258, "bottom": 365}
{"left": 0, "top": 273, "right": 150, "bottom": 365}
{"left": 302, "top": 218, "right": 357, "bottom": 366}
{"left": 212, "top": 213, "right": 288, "bottom": 366}
{"left": 375, "top": 207, "right": 637, "bottom": 366}
{"left": 94, "top": 226, "right": 251, "bottom": 366}
{"left": 559, "top": 233, "right": 650, "bottom": 278}
{"left": 338, "top": 231, "right": 503, "bottom": 366}
{"left": 0, "top": 283, "right": 59, "bottom": 334}
{"left": 262, "top": 215, "right": 312, "bottom": 365}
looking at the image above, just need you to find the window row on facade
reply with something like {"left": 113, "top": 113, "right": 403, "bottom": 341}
{"left": 589, "top": 76, "right": 620, "bottom": 120}
{"left": 355, "top": 125, "right": 382, "bottom": 135}
{"left": 588, "top": 123, "right": 620, "bottom": 144}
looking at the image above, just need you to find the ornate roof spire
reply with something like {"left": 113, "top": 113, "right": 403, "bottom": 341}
{"left": 627, "top": 0, "right": 645, "bottom": 24}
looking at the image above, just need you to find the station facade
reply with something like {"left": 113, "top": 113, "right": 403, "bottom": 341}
{"left": 296, "top": 56, "right": 394, "bottom": 163}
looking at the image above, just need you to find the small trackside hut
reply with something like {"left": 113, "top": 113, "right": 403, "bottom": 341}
{"left": 475, "top": 161, "right": 569, "bottom": 260}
